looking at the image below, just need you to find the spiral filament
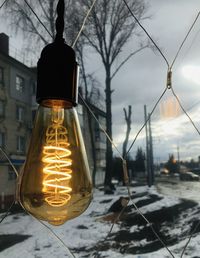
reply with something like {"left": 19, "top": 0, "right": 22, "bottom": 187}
{"left": 42, "top": 107, "right": 72, "bottom": 207}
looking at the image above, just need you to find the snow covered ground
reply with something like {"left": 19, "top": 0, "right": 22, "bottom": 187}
{"left": 1, "top": 184, "right": 200, "bottom": 258}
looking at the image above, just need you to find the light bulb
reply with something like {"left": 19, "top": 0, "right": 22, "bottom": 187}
{"left": 19, "top": 100, "right": 92, "bottom": 226}
{"left": 18, "top": 5, "right": 93, "bottom": 225}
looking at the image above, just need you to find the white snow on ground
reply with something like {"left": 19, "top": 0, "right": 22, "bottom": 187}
{"left": 0, "top": 184, "right": 200, "bottom": 258}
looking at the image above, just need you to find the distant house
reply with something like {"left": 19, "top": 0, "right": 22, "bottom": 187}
{"left": 0, "top": 33, "right": 106, "bottom": 211}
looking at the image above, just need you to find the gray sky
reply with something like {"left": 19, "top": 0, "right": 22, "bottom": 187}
{"left": 1, "top": 0, "right": 200, "bottom": 163}
{"left": 110, "top": 0, "right": 200, "bottom": 163}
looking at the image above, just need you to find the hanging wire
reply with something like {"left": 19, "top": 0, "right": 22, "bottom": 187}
{"left": 0, "top": 147, "right": 18, "bottom": 177}
{"left": 170, "top": 11, "right": 200, "bottom": 70}
{"left": 171, "top": 87, "right": 200, "bottom": 136}
{"left": 122, "top": 0, "right": 170, "bottom": 68}
{"left": 23, "top": 0, "right": 53, "bottom": 40}
{"left": 72, "top": 0, "right": 97, "bottom": 48}
{"left": 0, "top": 0, "right": 9, "bottom": 9}
{"left": 130, "top": 202, "right": 175, "bottom": 257}
{"left": 0, "top": 147, "right": 19, "bottom": 224}
{"left": 92, "top": 197, "right": 130, "bottom": 258}
{"left": 36, "top": 219, "right": 76, "bottom": 258}
{"left": 0, "top": 200, "right": 15, "bottom": 223}
{"left": 79, "top": 93, "right": 123, "bottom": 159}
{"left": 180, "top": 220, "right": 200, "bottom": 258}
{"left": 125, "top": 86, "right": 168, "bottom": 157}
{"left": 1, "top": 1, "right": 200, "bottom": 257}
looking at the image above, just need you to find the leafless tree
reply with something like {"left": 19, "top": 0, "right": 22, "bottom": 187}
{"left": 79, "top": 0, "right": 149, "bottom": 191}
{"left": 122, "top": 105, "right": 132, "bottom": 159}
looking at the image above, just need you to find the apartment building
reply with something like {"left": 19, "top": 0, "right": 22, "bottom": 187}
{"left": 0, "top": 33, "right": 35, "bottom": 209}
{"left": 0, "top": 33, "right": 106, "bottom": 210}
{"left": 77, "top": 100, "right": 106, "bottom": 185}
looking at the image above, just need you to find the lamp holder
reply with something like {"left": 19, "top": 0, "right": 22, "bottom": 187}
{"left": 36, "top": 0, "right": 78, "bottom": 107}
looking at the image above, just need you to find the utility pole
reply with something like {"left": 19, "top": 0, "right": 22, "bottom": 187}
{"left": 148, "top": 113, "right": 154, "bottom": 185}
{"left": 144, "top": 105, "right": 154, "bottom": 187}
{"left": 144, "top": 105, "right": 151, "bottom": 186}
{"left": 177, "top": 145, "right": 180, "bottom": 173}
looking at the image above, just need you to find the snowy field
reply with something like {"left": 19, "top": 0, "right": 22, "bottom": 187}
{"left": 1, "top": 184, "right": 200, "bottom": 258}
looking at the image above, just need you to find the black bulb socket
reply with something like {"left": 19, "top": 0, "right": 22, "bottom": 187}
{"left": 36, "top": 39, "right": 78, "bottom": 107}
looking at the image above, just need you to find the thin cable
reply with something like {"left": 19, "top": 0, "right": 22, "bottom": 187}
{"left": 0, "top": 0, "right": 9, "bottom": 10}
{"left": 92, "top": 200, "right": 129, "bottom": 258}
{"left": 123, "top": 162, "right": 175, "bottom": 258}
{"left": 171, "top": 87, "right": 200, "bottom": 136}
{"left": 170, "top": 11, "right": 200, "bottom": 70}
{"left": 79, "top": 93, "right": 123, "bottom": 159}
{"left": 23, "top": 0, "right": 53, "bottom": 40}
{"left": 122, "top": 0, "right": 170, "bottom": 68}
{"left": 129, "top": 195, "right": 175, "bottom": 257}
{"left": 126, "top": 87, "right": 168, "bottom": 156}
{"left": 37, "top": 219, "right": 76, "bottom": 258}
{"left": 0, "top": 147, "right": 18, "bottom": 224}
{"left": 0, "top": 200, "right": 15, "bottom": 224}
{"left": 180, "top": 220, "right": 200, "bottom": 258}
{"left": 72, "top": 0, "right": 97, "bottom": 48}
{"left": 23, "top": 211, "right": 76, "bottom": 258}
{"left": 0, "top": 147, "right": 18, "bottom": 177}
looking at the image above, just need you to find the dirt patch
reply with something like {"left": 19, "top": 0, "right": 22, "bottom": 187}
{"left": 80, "top": 193, "right": 200, "bottom": 257}
{"left": 0, "top": 234, "right": 31, "bottom": 252}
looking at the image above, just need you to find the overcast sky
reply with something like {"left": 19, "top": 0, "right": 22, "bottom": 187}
{"left": 110, "top": 0, "right": 200, "bottom": 163}
{"left": 1, "top": 0, "right": 200, "bottom": 163}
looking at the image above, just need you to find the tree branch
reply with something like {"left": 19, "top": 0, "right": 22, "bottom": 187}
{"left": 111, "top": 45, "right": 147, "bottom": 80}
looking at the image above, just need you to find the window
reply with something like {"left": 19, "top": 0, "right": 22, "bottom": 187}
{"left": 16, "top": 106, "right": 25, "bottom": 122}
{"left": 0, "top": 100, "right": 5, "bottom": 117}
{"left": 16, "top": 75, "right": 25, "bottom": 92}
{"left": 17, "top": 136, "right": 26, "bottom": 153}
{"left": 0, "top": 67, "right": 4, "bottom": 83}
{"left": 0, "top": 132, "right": 5, "bottom": 148}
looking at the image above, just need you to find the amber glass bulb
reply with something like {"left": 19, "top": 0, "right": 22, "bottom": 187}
{"left": 19, "top": 101, "right": 92, "bottom": 226}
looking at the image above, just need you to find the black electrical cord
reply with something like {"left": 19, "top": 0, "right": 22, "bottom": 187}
{"left": 55, "top": 0, "right": 65, "bottom": 41}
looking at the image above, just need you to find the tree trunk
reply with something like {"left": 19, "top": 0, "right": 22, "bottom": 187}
{"left": 104, "top": 70, "right": 113, "bottom": 190}
{"left": 122, "top": 105, "right": 132, "bottom": 159}
{"left": 86, "top": 109, "right": 97, "bottom": 187}
{"left": 80, "top": 55, "right": 98, "bottom": 187}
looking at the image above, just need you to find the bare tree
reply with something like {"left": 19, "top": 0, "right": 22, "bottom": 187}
{"left": 79, "top": 0, "right": 149, "bottom": 191}
{"left": 122, "top": 105, "right": 132, "bottom": 159}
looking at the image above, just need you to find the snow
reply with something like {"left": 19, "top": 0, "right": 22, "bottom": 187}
{"left": 1, "top": 184, "right": 200, "bottom": 258}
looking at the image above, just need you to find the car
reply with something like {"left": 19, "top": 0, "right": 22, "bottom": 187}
{"left": 160, "top": 168, "right": 169, "bottom": 175}
{"left": 179, "top": 171, "right": 199, "bottom": 181}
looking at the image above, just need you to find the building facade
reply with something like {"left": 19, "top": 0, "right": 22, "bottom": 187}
{"left": 77, "top": 100, "right": 106, "bottom": 186}
{"left": 0, "top": 33, "right": 35, "bottom": 210}
{"left": 0, "top": 33, "right": 106, "bottom": 210}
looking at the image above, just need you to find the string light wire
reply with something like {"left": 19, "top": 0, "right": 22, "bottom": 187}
{"left": 1, "top": 1, "right": 200, "bottom": 257}
{"left": 79, "top": 93, "right": 123, "bottom": 159}
{"left": 23, "top": 0, "right": 53, "bottom": 39}
{"left": 72, "top": 0, "right": 97, "bottom": 48}
{"left": 35, "top": 218, "right": 76, "bottom": 258}
{"left": 170, "top": 11, "right": 200, "bottom": 70}
{"left": 0, "top": 0, "right": 8, "bottom": 9}
{"left": 122, "top": 0, "right": 170, "bottom": 68}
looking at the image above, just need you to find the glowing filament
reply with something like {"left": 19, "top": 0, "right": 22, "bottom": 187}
{"left": 42, "top": 107, "right": 72, "bottom": 207}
